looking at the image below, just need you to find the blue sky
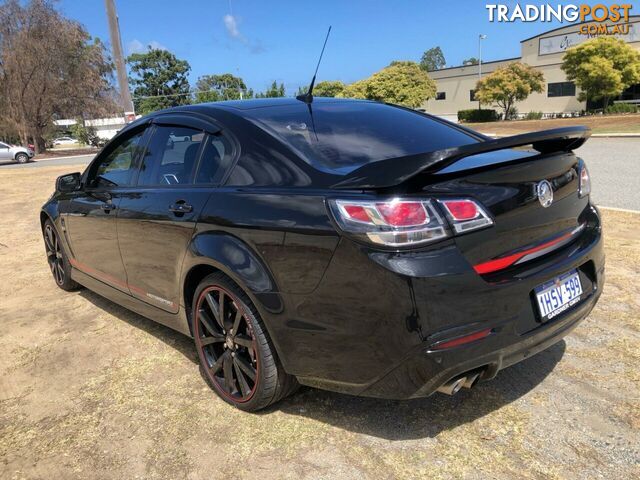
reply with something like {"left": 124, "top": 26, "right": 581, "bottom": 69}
{"left": 58, "top": 0, "right": 632, "bottom": 95}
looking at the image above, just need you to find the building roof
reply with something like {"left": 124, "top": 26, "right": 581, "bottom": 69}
{"left": 427, "top": 57, "right": 520, "bottom": 73}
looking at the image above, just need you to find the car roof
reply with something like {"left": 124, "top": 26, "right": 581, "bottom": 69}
{"left": 161, "top": 97, "right": 376, "bottom": 118}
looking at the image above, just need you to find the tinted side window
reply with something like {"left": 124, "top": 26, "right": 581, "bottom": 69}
{"left": 194, "top": 133, "right": 233, "bottom": 184}
{"left": 137, "top": 126, "right": 204, "bottom": 186}
{"left": 91, "top": 130, "right": 145, "bottom": 188}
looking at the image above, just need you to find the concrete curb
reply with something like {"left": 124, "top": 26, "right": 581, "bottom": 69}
{"left": 484, "top": 133, "right": 640, "bottom": 138}
{"left": 590, "top": 133, "right": 640, "bottom": 138}
{"left": 34, "top": 153, "right": 96, "bottom": 162}
{"left": 599, "top": 206, "right": 640, "bottom": 214}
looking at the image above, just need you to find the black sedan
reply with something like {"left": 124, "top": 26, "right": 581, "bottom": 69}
{"left": 41, "top": 98, "right": 604, "bottom": 411}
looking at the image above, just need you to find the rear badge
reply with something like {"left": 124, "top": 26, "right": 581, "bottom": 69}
{"left": 537, "top": 180, "right": 554, "bottom": 208}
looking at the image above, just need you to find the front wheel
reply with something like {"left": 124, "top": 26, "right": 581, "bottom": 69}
{"left": 15, "top": 153, "right": 28, "bottom": 164}
{"left": 43, "top": 219, "right": 79, "bottom": 291}
{"left": 192, "top": 273, "right": 298, "bottom": 411}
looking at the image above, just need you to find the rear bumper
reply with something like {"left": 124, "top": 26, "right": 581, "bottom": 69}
{"left": 363, "top": 275, "right": 602, "bottom": 399}
{"left": 279, "top": 205, "right": 604, "bottom": 399}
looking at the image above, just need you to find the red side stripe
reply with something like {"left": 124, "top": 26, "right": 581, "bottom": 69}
{"left": 473, "top": 230, "right": 575, "bottom": 275}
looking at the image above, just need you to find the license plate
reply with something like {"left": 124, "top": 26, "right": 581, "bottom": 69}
{"left": 535, "top": 269, "right": 583, "bottom": 321}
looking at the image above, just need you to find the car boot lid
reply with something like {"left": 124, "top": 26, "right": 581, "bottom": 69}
{"left": 331, "top": 126, "right": 591, "bottom": 190}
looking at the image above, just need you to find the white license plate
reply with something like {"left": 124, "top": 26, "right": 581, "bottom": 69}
{"left": 535, "top": 269, "right": 583, "bottom": 321}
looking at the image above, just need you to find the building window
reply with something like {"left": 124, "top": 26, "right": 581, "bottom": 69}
{"left": 548, "top": 82, "right": 576, "bottom": 97}
{"left": 436, "top": 92, "right": 446, "bottom": 100}
{"left": 469, "top": 90, "right": 477, "bottom": 101}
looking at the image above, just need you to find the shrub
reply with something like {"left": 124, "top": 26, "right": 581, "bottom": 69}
{"left": 457, "top": 109, "right": 499, "bottom": 122}
{"left": 505, "top": 106, "right": 519, "bottom": 120}
{"left": 525, "top": 111, "right": 543, "bottom": 120}
{"left": 605, "top": 103, "right": 638, "bottom": 114}
{"left": 70, "top": 122, "right": 101, "bottom": 147}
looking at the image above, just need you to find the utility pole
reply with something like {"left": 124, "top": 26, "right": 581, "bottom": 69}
{"left": 105, "top": 0, "right": 135, "bottom": 117}
{"left": 478, "top": 34, "right": 487, "bottom": 109}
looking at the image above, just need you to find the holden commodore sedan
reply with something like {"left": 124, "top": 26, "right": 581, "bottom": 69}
{"left": 41, "top": 98, "right": 604, "bottom": 411}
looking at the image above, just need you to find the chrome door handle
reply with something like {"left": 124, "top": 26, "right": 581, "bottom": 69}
{"left": 169, "top": 202, "right": 193, "bottom": 214}
{"left": 101, "top": 202, "right": 114, "bottom": 212}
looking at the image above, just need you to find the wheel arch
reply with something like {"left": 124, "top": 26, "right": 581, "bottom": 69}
{"left": 40, "top": 205, "right": 58, "bottom": 231}
{"left": 181, "top": 231, "right": 283, "bottom": 333}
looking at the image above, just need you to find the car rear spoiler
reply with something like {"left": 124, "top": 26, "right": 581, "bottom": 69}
{"left": 331, "top": 126, "right": 591, "bottom": 190}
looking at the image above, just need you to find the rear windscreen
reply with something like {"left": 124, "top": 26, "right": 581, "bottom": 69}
{"left": 246, "top": 102, "right": 478, "bottom": 174}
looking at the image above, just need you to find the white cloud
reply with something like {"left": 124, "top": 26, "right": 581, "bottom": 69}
{"left": 223, "top": 14, "right": 242, "bottom": 39}
{"left": 222, "top": 14, "right": 265, "bottom": 54}
{"left": 126, "top": 39, "right": 168, "bottom": 55}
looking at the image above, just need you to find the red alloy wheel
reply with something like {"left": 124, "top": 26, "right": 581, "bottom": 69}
{"left": 193, "top": 285, "right": 259, "bottom": 403}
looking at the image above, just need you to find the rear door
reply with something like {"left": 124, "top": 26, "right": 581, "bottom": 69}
{"left": 0, "top": 142, "right": 11, "bottom": 161}
{"left": 116, "top": 119, "right": 232, "bottom": 312}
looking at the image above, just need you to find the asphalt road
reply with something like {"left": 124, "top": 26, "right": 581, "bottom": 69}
{"left": 577, "top": 138, "right": 640, "bottom": 211}
{"left": 1, "top": 138, "right": 637, "bottom": 210}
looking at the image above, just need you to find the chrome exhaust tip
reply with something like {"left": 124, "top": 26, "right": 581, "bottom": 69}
{"left": 436, "top": 376, "right": 466, "bottom": 395}
{"left": 462, "top": 372, "right": 481, "bottom": 389}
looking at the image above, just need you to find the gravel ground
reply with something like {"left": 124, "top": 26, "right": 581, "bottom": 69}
{"left": 0, "top": 165, "right": 639, "bottom": 480}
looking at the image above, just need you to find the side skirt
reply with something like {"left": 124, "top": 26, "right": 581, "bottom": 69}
{"left": 71, "top": 268, "right": 192, "bottom": 337}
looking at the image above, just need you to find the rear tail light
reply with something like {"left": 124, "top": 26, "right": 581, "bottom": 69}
{"left": 329, "top": 197, "right": 492, "bottom": 248}
{"left": 439, "top": 199, "right": 493, "bottom": 234}
{"left": 578, "top": 163, "right": 591, "bottom": 198}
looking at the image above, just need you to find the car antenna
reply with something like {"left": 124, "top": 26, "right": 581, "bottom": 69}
{"left": 296, "top": 26, "right": 332, "bottom": 104}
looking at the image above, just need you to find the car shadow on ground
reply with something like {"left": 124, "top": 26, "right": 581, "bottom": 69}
{"left": 274, "top": 340, "right": 566, "bottom": 440}
{"left": 79, "top": 288, "right": 565, "bottom": 440}
{"left": 79, "top": 289, "right": 198, "bottom": 364}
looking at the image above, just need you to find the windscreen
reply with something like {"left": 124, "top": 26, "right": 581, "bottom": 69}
{"left": 246, "top": 101, "right": 478, "bottom": 174}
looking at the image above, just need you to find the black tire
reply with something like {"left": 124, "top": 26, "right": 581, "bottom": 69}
{"left": 43, "top": 219, "right": 79, "bottom": 291}
{"left": 15, "top": 153, "right": 28, "bottom": 164}
{"left": 192, "top": 272, "right": 298, "bottom": 411}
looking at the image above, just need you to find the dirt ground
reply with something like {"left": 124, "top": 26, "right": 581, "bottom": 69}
{"left": 466, "top": 113, "right": 640, "bottom": 136}
{"left": 1, "top": 164, "right": 638, "bottom": 480}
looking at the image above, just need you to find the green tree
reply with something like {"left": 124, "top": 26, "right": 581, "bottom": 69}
{"left": 342, "top": 61, "right": 436, "bottom": 108}
{"left": 475, "top": 62, "right": 545, "bottom": 119}
{"left": 255, "top": 81, "right": 285, "bottom": 98}
{"left": 194, "top": 73, "right": 253, "bottom": 102}
{"left": 127, "top": 48, "right": 191, "bottom": 114}
{"left": 313, "top": 80, "right": 346, "bottom": 97}
{"left": 462, "top": 57, "right": 479, "bottom": 66}
{"left": 298, "top": 80, "right": 346, "bottom": 98}
{"left": 341, "top": 79, "right": 369, "bottom": 100}
{"left": 562, "top": 36, "right": 640, "bottom": 109}
{"left": 419, "top": 47, "right": 446, "bottom": 71}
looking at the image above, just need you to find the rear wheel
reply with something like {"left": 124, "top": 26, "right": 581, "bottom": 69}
{"left": 43, "top": 219, "right": 78, "bottom": 291}
{"left": 15, "top": 153, "right": 28, "bottom": 164}
{"left": 192, "top": 272, "right": 298, "bottom": 411}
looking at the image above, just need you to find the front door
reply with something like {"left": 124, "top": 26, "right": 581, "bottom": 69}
{"left": 63, "top": 127, "right": 149, "bottom": 292}
{"left": 117, "top": 124, "right": 223, "bottom": 312}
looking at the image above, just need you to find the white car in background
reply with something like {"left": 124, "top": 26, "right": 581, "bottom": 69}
{"left": 52, "top": 136, "right": 78, "bottom": 146}
{"left": 0, "top": 141, "right": 35, "bottom": 164}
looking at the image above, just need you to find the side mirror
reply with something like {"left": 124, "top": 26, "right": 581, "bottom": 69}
{"left": 56, "top": 172, "right": 81, "bottom": 192}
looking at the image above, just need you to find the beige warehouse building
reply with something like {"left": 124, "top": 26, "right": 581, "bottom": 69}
{"left": 424, "top": 16, "right": 640, "bottom": 121}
